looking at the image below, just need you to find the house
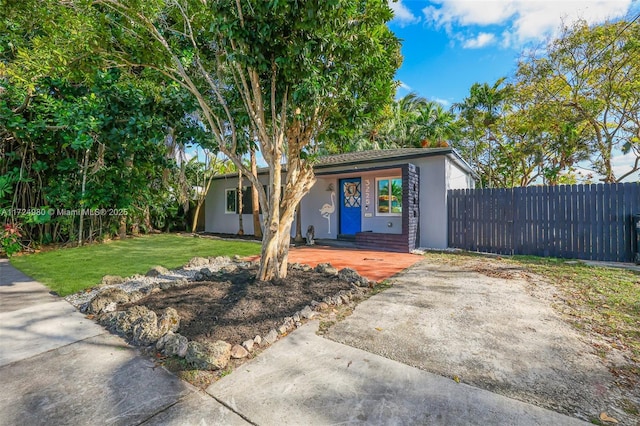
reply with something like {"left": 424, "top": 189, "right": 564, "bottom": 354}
{"left": 204, "top": 148, "right": 476, "bottom": 252}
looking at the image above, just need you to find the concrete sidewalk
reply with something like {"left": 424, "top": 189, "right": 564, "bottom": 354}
{"left": 207, "top": 320, "right": 586, "bottom": 425}
{"left": 0, "top": 259, "right": 247, "bottom": 426}
{"left": 1, "top": 258, "right": 587, "bottom": 425}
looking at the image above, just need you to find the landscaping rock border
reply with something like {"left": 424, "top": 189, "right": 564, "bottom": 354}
{"left": 70, "top": 256, "right": 373, "bottom": 372}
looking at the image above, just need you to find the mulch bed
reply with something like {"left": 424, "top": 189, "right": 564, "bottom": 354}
{"left": 122, "top": 264, "right": 355, "bottom": 346}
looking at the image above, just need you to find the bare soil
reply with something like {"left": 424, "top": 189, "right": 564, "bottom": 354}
{"left": 124, "top": 264, "right": 355, "bottom": 346}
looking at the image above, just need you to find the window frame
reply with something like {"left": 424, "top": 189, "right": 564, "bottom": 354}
{"left": 375, "top": 176, "right": 402, "bottom": 217}
{"left": 225, "top": 188, "right": 237, "bottom": 214}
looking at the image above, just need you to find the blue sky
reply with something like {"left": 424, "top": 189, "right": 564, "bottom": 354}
{"left": 385, "top": 0, "right": 640, "bottom": 181}
{"left": 387, "top": 0, "right": 639, "bottom": 106}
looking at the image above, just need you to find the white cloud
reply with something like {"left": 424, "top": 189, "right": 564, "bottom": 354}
{"left": 389, "top": 0, "right": 420, "bottom": 26}
{"left": 462, "top": 32, "right": 496, "bottom": 48}
{"left": 423, "top": 0, "right": 633, "bottom": 47}
{"left": 432, "top": 97, "right": 451, "bottom": 106}
{"left": 399, "top": 81, "right": 412, "bottom": 91}
{"left": 611, "top": 152, "right": 640, "bottom": 182}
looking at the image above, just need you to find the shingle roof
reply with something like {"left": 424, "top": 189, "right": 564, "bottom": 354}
{"left": 213, "top": 147, "right": 473, "bottom": 179}
{"left": 314, "top": 147, "right": 452, "bottom": 168}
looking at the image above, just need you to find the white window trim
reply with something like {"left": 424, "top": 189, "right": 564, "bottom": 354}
{"left": 375, "top": 176, "right": 402, "bottom": 217}
{"left": 225, "top": 188, "right": 237, "bottom": 214}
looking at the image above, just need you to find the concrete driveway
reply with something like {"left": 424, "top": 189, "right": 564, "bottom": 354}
{"left": 325, "top": 257, "right": 634, "bottom": 424}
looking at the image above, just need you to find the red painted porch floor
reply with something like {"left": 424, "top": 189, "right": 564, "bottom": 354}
{"left": 247, "top": 246, "right": 423, "bottom": 283}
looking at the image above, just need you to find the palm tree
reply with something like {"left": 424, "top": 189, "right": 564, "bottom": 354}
{"left": 411, "top": 101, "right": 457, "bottom": 146}
{"left": 452, "top": 78, "right": 512, "bottom": 187}
{"left": 379, "top": 93, "right": 456, "bottom": 148}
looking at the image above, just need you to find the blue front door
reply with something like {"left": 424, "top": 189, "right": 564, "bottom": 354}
{"left": 339, "top": 178, "right": 361, "bottom": 235}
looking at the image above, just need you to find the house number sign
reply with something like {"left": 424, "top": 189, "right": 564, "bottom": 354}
{"left": 364, "top": 179, "right": 371, "bottom": 211}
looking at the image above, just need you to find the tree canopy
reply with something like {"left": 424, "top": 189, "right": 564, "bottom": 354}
{"left": 452, "top": 19, "right": 640, "bottom": 187}
{"left": 2, "top": 0, "right": 401, "bottom": 278}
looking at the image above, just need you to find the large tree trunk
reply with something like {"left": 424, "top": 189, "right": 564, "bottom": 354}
{"left": 250, "top": 149, "right": 262, "bottom": 238}
{"left": 256, "top": 157, "right": 283, "bottom": 280}
{"left": 118, "top": 215, "right": 126, "bottom": 239}
{"left": 255, "top": 123, "right": 316, "bottom": 281}
{"left": 294, "top": 206, "right": 303, "bottom": 243}
{"left": 237, "top": 170, "right": 244, "bottom": 235}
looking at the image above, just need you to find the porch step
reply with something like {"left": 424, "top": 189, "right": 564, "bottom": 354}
{"left": 337, "top": 234, "right": 356, "bottom": 242}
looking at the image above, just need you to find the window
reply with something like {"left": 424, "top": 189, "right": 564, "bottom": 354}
{"left": 226, "top": 186, "right": 266, "bottom": 214}
{"left": 376, "top": 177, "right": 402, "bottom": 215}
{"left": 225, "top": 189, "right": 237, "bottom": 214}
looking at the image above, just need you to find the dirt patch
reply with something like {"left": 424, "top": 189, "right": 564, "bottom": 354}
{"left": 326, "top": 255, "right": 640, "bottom": 424}
{"left": 122, "top": 264, "right": 356, "bottom": 346}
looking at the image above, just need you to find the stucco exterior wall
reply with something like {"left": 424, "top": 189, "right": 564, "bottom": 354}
{"left": 407, "top": 155, "right": 475, "bottom": 249}
{"left": 205, "top": 174, "right": 270, "bottom": 236}
{"left": 447, "top": 159, "right": 476, "bottom": 190}
{"left": 301, "top": 168, "right": 404, "bottom": 238}
{"left": 204, "top": 152, "right": 475, "bottom": 250}
{"left": 409, "top": 156, "right": 447, "bottom": 249}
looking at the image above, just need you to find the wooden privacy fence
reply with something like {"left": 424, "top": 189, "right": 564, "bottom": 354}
{"left": 448, "top": 183, "right": 640, "bottom": 262}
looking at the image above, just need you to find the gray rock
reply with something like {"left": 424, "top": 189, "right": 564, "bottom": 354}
{"left": 187, "top": 257, "right": 209, "bottom": 268}
{"left": 158, "top": 307, "right": 180, "bottom": 334}
{"left": 315, "top": 263, "right": 338, "bottom": 275}
{"left": 230, "top": 344, "right": 249, "bottom": 359}
{"left": 242, "top": 339, "right": 254, "bottom": 352}
{"left": 322, "top": 296, "right": 333, "bottom": 305}
{"left": 340, "top": 294, "right": 351, "bottom": 304}
{"left": 146, "top": 266, "right": 170, "bottom": 277}
{"left": 186, "top": 340, "right": 231, "bottom": 370}
{"left": 156, "top": 331, "right": 174, "bottom": 350}
{"left": 87, "top": 288, "right": 130, "bottom": 314}
{"left": 97, "top": 311, "right": 121, "bottom": 328}
{"left": 159, "top": 281, "right": 179, "bottom": 290}
{"left": 112, "top": 306, "right": 149, "bottom": 335}
{"left": 220, "top": 264, "right": 238, "bottom": 274}
{"left": 193, "top": 272, "right": 205, "bottom": 281}
{"left": 209, "top": 255, "right": 231, "bottom": 265}
{"left": 301, "top": 265, "right": 312, "bottom": 272}
{"left": 295, "top": 321, "right": 302, "bottom": 328}
{"left": 355, "top": 279, "right": 371, "bottom": 288}
{"left": 337, "top": 267, "right": 366, "bottom": 285}
{"left": 278, "top": 325, "right": 288, "bottom": 335}
{"left": 157, "top": 332, "right": 189, "bottom": 357}
{"left": 102, "top": 302, "right": 118, "bottom": 313}
{"left": 300, "top": 306, "right": 316, "bottom": 319}
{"left": 332, "top": 296, "right": 343, "bottom": 306}
{"left": 315, "top": 302, "right": 330, "bottom": 311}
{"left": 131, "top": 309, "right": 161, "bottom": 345}
{"left": 199, "top": 268, "right": 214, "bottom": 279}
{"left": 127, "top": 291, "right": 145, "bottom": 303}
{"left": 253, "top": 335, "right": 262, "bottom": 346}
{"left": 263, "top": 329, "right": 278, "bottom": 345}
{"left": 292, "top": 312, "right": 301, "bottom": 322}
{"left": 101, "top": 275, "right": 125, "bottom": 286}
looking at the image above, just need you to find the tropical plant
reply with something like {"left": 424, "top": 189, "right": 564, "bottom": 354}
{"left": 1, "top": 222, "right": 22, "bottom": 257}
{"left": 71, "top": 0, "right": 401, "bottom": 280}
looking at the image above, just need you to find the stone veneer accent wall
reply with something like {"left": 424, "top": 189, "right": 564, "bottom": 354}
{"left": 403, "top": 163, "right": 420, "bottom": 251}
{"left": 356, "top": 163, "right": 420, "bottom": 252}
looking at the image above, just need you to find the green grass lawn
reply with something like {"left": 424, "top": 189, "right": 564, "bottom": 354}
{"left": 512, "top": 256, "right": 640, "bottom": 358}
{"left": 10, "top": 234, "right": 261, "bottom": 296}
